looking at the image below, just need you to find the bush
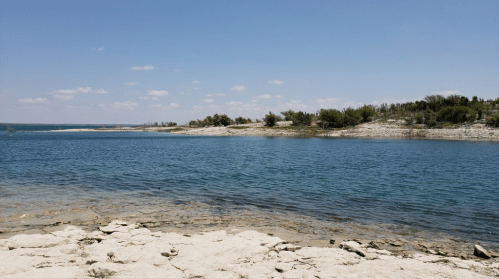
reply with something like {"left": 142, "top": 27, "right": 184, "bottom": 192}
{"left": 318, "top": 109, "right": 344, "bottom": 128}
{"left": 280, "top": 110, "right": 295, "bottom": 121}
{"left": 263, "top": 112, "right": 278, "bottom": 127}
{"left": 342, "top": 108, "right": 360, "bottom": 126}
{"left": 436, "top": 106, "right": 475, "bottom": 124}
{"left": 235, "top": 116, "right": 249, "bottom": 124}
{"left": 357, "top": 105, "right": 376, "bottom": 123}
{"left": 219, "top": 114, "right": 232, "bottom": 126}
{"left": 292, "top": 111, "right": 313, "bottom": 126}
{"left": 486, "top": 113, "right": 499, "bottom": 128}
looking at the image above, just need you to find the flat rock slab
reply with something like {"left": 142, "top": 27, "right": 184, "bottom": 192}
{"left": 0, "top": 220, "right": 498, "bottom": 278}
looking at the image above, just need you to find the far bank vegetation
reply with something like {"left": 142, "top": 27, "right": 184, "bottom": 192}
{"left": 184, "top": 95, "right": 499, "bottom": 129}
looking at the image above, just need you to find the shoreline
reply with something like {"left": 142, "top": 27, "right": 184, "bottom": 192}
{"left": 43, "top": 121, "right": 499, "bottom": 141}
{"left": 1, "top": 220, "right": 498, "bottom": 278}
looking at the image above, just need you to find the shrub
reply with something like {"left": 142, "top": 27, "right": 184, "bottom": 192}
{"left": 357, "top": 105, "right": 376, "bottom": 123}
{"left": 342, "top": 108, "right": 360, "bottom": 126}
{"left": 318, "top": 109, "right": 344, "bottom": 128}
{"left": 280, "top": 110, "right": 295, "bottom": 121}
{"left": 219, "top": 114, "right": 232, "bottom": 126}
{"left": 436, "top": 106, "right": 475, "bottom": 124}
{"left": 263, "top": 112, "right": 278, "bottom": 127}
{"left": 486, "top": 113, "right": 499, "bottom": 128}
{"left": 292, "top": 111, "right": 313, "bottom": 126}
{"left": 235, "top": 116, "right": 248, "bottom": 124}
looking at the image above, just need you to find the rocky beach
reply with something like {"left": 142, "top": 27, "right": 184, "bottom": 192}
{"left": 1, "top": 220, "right": 498, "bottom": 278}
{"left": 49, "top": 121, "right": 499, "bottom": 141}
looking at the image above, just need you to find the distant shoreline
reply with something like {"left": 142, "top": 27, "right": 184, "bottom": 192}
{"left": 45, "top": 120, "right": 499, "bottom": 141}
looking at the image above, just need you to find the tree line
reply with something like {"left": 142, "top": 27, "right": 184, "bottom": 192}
{"left": 184, "top": 94, "right": 499, "bottom": 128}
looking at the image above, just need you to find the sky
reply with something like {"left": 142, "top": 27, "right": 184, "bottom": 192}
{"left": 1, "top": 0, "right": 498, "bottom": 124}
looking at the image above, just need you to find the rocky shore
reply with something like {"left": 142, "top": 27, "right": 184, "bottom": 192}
{"left": 47, "top": 120, "right": 499, "bottom": 141}
{"left": 1, "top": 220, "right": 498, "bottom": 278}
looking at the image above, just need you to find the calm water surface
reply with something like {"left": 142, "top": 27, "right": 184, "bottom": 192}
{"left": 0, "top": 129, "right": 498, "bottom": 243}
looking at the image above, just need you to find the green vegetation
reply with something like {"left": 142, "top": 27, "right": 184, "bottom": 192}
{"left": 487, "top": 113, "right": 499, "bottom": 128}
{"left": 185, "top": 94, "right": 498, "bottom": 130}
{"left": 263, "top": 112, "right": 278, "bottom": 127}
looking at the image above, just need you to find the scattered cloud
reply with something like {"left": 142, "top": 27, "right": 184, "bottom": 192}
{"left": 131, "top": 65, "right": 154, "bottom": 71}
{"left": 281, "top": 100, "right": 307, "bottom": 110}
{"left": 123, "top": 82, "right": 138, "bottom": 86}
{"left": 204, "top": 99, "right": 215, "bottom": 103}
{"left": 268, "top": 80, "right": 284, "bottom": 85}
{"left": 147, "top": 90, "right": 169, "bottom": 97}
{"left": 433, "top": 90, "right": 463, "bottom": 96}
{"left": 150, "top": 103, "right": 181, "bottom": 110}
{"left": 342, "top": 101, "right": 363, "bottom": 108}
{"left": 230, "top": 85, "right": 246, "bottom": 91}
{"left": 192, "top": 80, "right": 201, "bottom": 84}
{"left": 317, "top": 98, "right": 341, "bottom": 108}
{"left": 254, "top": 94, "right": 273, "bottom": 100}
{"left": 111, "top": 101, "right": 138, "bottom": 110}
{"left": 76, "top": 87, "right": 108, "bottom": 94}
{"left": 52, "top": 94, "right": 75, "bottom": 101}
{"left": 139, "top": 96, "right": 150, "bottom": 100}
{"left": 19, "top": 97, "right": 48, "bottom": 104}
{"left": 226, "top": 101, "right": 259, "bottom": 111}
{"left": 275, "top": 95, "right": 282, "bottom": 98}
{"left": 92, "top": 47, "right": 104, "bottom": 51}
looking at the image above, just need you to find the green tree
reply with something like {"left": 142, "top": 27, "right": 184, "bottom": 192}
{"left": 436, "top": 106, "right": 475, "bottom": 123}
{"left": 220, "top": 114, "right": 232, "bottom": 126}
{"left": 280, "top": 110, "right": 295, "bottom": 121}
{"left": 292, "top": 111, "right": 313, "bottom": 126}
{"left": 263, "top": 112, "right": 278, "bottom": 127}
{"left": 357, "top": 105, "right": 376, "bottom": 123}
{"left": 318, "top": 109, "right": 344, "bottom": 128}
{"left": 342, "top": 108, "right": 360, "bottom": 126}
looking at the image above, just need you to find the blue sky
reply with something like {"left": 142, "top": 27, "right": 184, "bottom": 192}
{"left": 1, "top": 0, "right": 498, "bottom": 124}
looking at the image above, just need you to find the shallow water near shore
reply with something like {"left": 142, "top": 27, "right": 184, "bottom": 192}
{"left": 1, "top": 130, "right": 498, "bottom": 252}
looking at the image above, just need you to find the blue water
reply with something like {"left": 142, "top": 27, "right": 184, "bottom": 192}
{"left": 0, "top": 124, "right": 131, "bottom": 132}
{"left": 1, "top": 130, "right": 498, "bottom": 243}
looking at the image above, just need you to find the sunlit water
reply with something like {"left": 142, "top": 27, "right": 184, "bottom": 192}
{"left": 0, "top": 128, "right": 498, "bottom": 245}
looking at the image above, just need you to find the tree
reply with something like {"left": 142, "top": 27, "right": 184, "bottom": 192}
{"left": 342, "top": 108, "right": 360, "bottom": 126}
{"left": 318, "top": 109, "right": 344, "bottom": 128}
{"left": 280, "top": 110, "right": 295, "bottom": 121}
{"left": 220, "top": 114, "right": 232, "bottom": 126}
{"left": 292, "top": 111, "right": 313, "bottom": 126}
{"left": 357, "top": 105, "right": 376, "bottom": 123}
{"left": 436, "top": 106, "right": 475, "bottom": 123}
{"left": 263, "top": 112, "right": 278, "bottom": 127}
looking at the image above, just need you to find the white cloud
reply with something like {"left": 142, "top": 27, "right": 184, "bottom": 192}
{"left": 147, "top": 90, "right": 169, "bottom": 96}
{"left": 317, "top": 98, "right": 341, "bottom": 108}
{"left": 275, "top": 95, "right": 282, "bottom": 98}
{"left": 53, "top": 94, "right": 75, "bottom": 101}
{"left": 282, "top": 100, "right": 307, "bottom": 110}
{"left": 51, "top": 89, "right": 77, "bottom": 95}
{"left": 19, "top": 97, "right": 48, "bottom": 104}
{"left": 268, "top": 80, "right": 284, "bottom": 85}
{"left": 76, "top": 87, "right": 108, "bottom": 94}
{"left": 111, "top": 101, "right": 138, "bottom": 110}
{"left": 342, "top": 101, "right": 363, "bottom": 108}
{"left": 434, "top": 90, "right": 462, "bottom": 96}
{"left": 131, "top": 65, "right": 154, "bottom": 71}
{"left": 139, "top": 96, "right": 150, "bottom": 100}
{"left": 150, "top": 103, "right": 181, "bottom": 110}
{"left": 254, "top": 94, "right": 273, "bottom": 100}
{"left": 226, "top": 101, "right": 259, "bottom": 111}
{"left": 123, "top": 82, "right": 137, "bottom": 86}
{"left": 230, "top": 85, "right": 246, "bottom": 91}
{"left": 92, "top": 47, "right": 104, "bottom": 51}
{"left": 204, "top": 99, "right": 215, "bottom": 103}
{"left": 192, "top": 80, "right": 201, "bottom": 84}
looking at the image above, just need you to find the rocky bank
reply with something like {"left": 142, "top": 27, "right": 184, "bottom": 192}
{"left": 1, "top": 220, "right": 498, "bottom": 278}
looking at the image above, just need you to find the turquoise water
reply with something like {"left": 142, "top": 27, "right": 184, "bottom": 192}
{"left": 0, "top": 129, "right": 498, "bottom": 243}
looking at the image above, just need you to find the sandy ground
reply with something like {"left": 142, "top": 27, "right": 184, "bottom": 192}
{"left": 1, "top": 220, "right": 498, "bottom": 278}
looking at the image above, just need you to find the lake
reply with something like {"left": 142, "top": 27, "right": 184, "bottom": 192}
{"left": 0, "top": 128, "right": 498, "bottom": 247}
